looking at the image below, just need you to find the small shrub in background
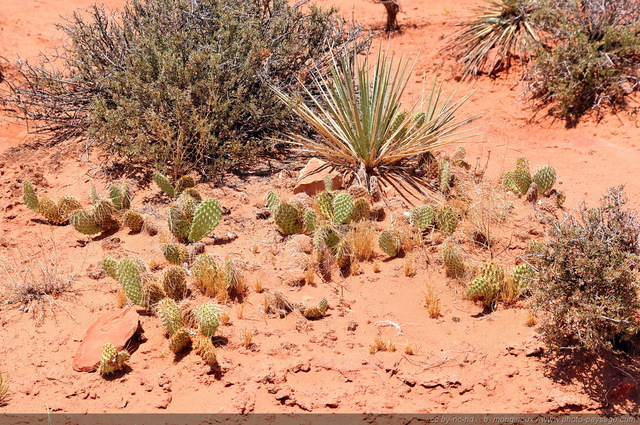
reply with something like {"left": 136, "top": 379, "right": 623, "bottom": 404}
{"left": 532, "top": 187, "right": 640, "bottom": 352}
{"left": 3, "top": 0, "right": 368, "bottom": 177}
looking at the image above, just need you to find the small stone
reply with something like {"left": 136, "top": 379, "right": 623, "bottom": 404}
{"left": 155, "top": 394, "right": 172, "bottom": 409}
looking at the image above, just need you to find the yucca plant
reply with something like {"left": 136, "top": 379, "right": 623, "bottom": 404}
{"left": 272, "top": 49, "right": 478, "bottom": 201}
{"left": 444, "top": 0, "right": 540, "bottom": 79}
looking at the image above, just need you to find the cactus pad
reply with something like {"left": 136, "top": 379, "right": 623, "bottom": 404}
{"left": 266, "top": 190, "right": 280, "bottom": 215}
{"left": 332, "top": 192, "right": 354, "bottom": 225}
{"left": 410, "top": 205, "right": 435, "bottom": 231}
{"left": 175, "top": 175, "right": 196, "bottom": 196}
{"left": 378, "top": 230, "right": 401, "bottom": 258}
{"left": 314, "top": 191, "right": 334, "bottom": 221}
{"left": 123, "top": 210, "right": 144, "bottom": 233}
{"left": 441, "top": 244, "right": 465, "bottom": 279}
{"left": 347, "top": 185, "right": 368, "bottom": 200}
{"left": 274, "top": 202, "right": 303, "bottom": 235}
{"left": 303, "top": 209, "right": 317, "bottom": 233}
{"left": 481, "top": 261, "right": 505, "bottom": 289}
{"left": 192, "top": 254, "right": 219, "bottom": 296}
{"left": 70, "top": 210, "right": 101, "bottom": 235}
{"left": 140, "top": 281, "right": 165, "bottom": 309}
{"left": 466, "top": 277, "right": 499, "bottom": 307}
{"left": 435, "top": 205, "right": 458, "bottom": 235}
{"left": 162, "top": 266, "right": 188, "bottom": 301}
{"left": 93, "top": 199, "right": 119, "bottom": 231}
{"left": 188, "top": 198, "right": 222, "bottom": 242}
{"left": 153, "top": 172, "right": 175, "bottom": 198}
{"left": 101, "top": 257, "right": 119, "bottom": 280}
{"left": 162, "top": 243, "right": 189, "bottom": 266}
{"left": 532, "top": 165, "right": 556, "bottom": 195}
{"left": 196, "top": 303, "right": 220, "bottom": 337}
{"left": 57, "top": 196, "right": 83, "bottom": 220}
{"left": 116, "top": 259, "right": 143, "bottom": 305}
{"left": 351, "top": 197, "right": 371, "bottom": 222}
{"left": 156, "top": 298, "right": 183, "bottom": 335}
{"left": 193, "top": 334, "right": 217, "bottom": 366}
{"left": 511, "top": 263, "right": 536, "bottom": 296}
{"left": 98, "top": 343, "right": 129, "bottom": 375}
{"left": 39, "top": 197, "right": 66, "bottom": 225}
{"left": 23, "top": 181, "right": 39, "bottom": 212}
{"left": 439, "top": 159, "right": 451, "bottom": 194}
{"left": 168, "top": 327, "right": 191, "bottom": 353}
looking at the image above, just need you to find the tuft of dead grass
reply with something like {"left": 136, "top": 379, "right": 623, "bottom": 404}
{"left": 424, "top": 282, "right": 441, "bottom": 318}
{"left": 369, "top": 337, "right": 396, "bottom": 354}
{"left": 348, "top": 221, "right": 377, "bottom": 262}
{"left": 0, "top": 372, "right": 9, "bottom": 406}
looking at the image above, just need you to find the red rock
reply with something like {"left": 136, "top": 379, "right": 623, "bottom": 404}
{"left": 293, "top": 158, "right": 342, "bottom": 197}
{"left": 73, "top": 307, "right": 141, "bottom": 372}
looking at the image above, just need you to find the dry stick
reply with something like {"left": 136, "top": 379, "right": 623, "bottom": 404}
{"left": 374, "top": 320, "right": 403, "bottom": 335}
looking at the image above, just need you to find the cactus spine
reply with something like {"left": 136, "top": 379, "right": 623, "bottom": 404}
{"left": 193, "top": 334, "right": 217, "bottom": 365}
{"left": 174, "top": 175, "right": 196, "bottom": 196}
{"left": 192, "top": 254, "right": 219, "bottom": 296}
{"left": 123, "top": 210, "right": 144, "bottom": 232}
{"left": 57, "top": 196, "right": 83, "bottom": 220}
{"left": 101, "top": 257, "right": 119, "bottom": 280}
{"left": 162, "top": 243, "right": 189, "bottom": 265}
{"left": 156, "top": 298, "right": 183, "bottom": 336}
{"left": 274, "top": 202, "right": 303, "bottom": 235}
{"left": 439, "top": 159, "right": 451, "bottom": 194}
{"left": 351, "top": 197, "right": 371, "bottom": 222}
{"left": 266, "top": 190, "right": 280, "bottom": 214}
{"left": 332, "top": 192, "right": 354, "bottom": 225}
{"left": 39, "top": 197, "right": 66, "bottom": 225}
{"left": 70, "top": 210, "right": 101, "bottom": 235}
{"left": 435, "top": 205, "right": 458, "bottom": 235}
{"left": 140, "top": 281, "right": 165, "bottom": 309}
{"left": 168, "top": 327, "right": 191, "bottom": 353}
{"left": 188, "top": 198, "right": 222, "bottom": 242}
{"left": 168, "top": 204, "right": 191, "bottom": 241}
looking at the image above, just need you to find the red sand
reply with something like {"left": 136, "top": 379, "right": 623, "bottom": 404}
{"left": 0, "top": 0, "right": 639, "bottom": 414}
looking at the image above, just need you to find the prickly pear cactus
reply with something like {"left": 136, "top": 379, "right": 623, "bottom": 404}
{"left": 57, "top": 196, "right": 83, "bottom": 220}
{"left": 334, "top": 238, "right": 353, "bottom": 269}
{"left": 109, "top": 185, "right": 125, "bottom": 211}
{"left": 162, "top": 243, "right": 189, "bottom": 266}
{"left": 196, "top": 303, "right": 220, "bottom": 338}
{"left": 188, "top": 198, "right": 222, "bottom": 242}
{"left": 303, "top": 298, "right": 328, "bottom": 320}
{"left": 315, "top": 191, "right": 334, "bottom": 221}
{"left": 140, "top": 281, "right": 165, "bottom": 309}
{"left": 162, "top": 266, "right": 188, "bottom": 301}
{"left": 98, "top": 343, "right": 129, "bottom": 375}
{"left": 439, "top": 159, "right": 451, "bottom": 194}
{"left": 274, "top": 202, "right": 303, "bottom": 235}
{"left": 481, "top": 261, "right": 505, "bottom": 289}
{"left": 156, "top": 298, "right": 183, "bottom": 335}
{"left": 435, "top": 205, "right": 458, "bottom": 235}
{"left": 410, "top": 205, "right": 435, "bottom": 231}
{"left": 313, "top": 226, "right": 340, "bottom": 252}
{"left": 466, "top": 277, "right": 499, "bottom": 307}
{"left": 101, "top": 257, "right": 119, "bottom": 280}
{"left": 181, "top": 187, "right": 202, "bottom": 202}
{"left": 304, "top": 210, "right": 317, "bottom": 233}
{"left": 452, "top": 146, "right": 466, "bottom": 165}
{"left": 123, "top": 210, "right": 144, "bottom": 233}
{"left": 116, "top": 259, "right": 143, "bottom": 305}
{"left": 168, "top": 204, "right": 190, "bottom": 241}
{"left": 351, "top": 197, "right": 371, "bottom": 222}
{"left": 378, "top": 230, "right": 401, "bottom": 258}
{"left": 511, "top": 263, "right": 536, "bottom": 296}
{"left": 555, "top": 190, "right": 566, "bottom": 207}
{"left": 532, "top": 165, "right": 556, "bottom": 195}
{"left": 193, "top": 334, "right": 217, "bottom": 366}
{"left": 93, "top": 199, "right": 119, "bottom": 231}
{"left": 441, "top": 244, "right": 465, "bottom": 279}
{"left": 153, "top": 172, "right": 176, "bottom": 198}
{"left": 223, "top": 258, "right": 242, "bottom": 291}
{"left": 168, "top": 327, "right": 191, "bottom": 353}
{"left": 175, "top": 175, "right": 196, "bottom": 196}
{"left": 192, "top": 254, "right": 219, "bottom": 296}
{"left": 266, "top": 190, "right": 280, "bottom": 215}
{"left": 70, "top": 210, "right": 101, "bottom": 235}
{"left": 23, "top": 181, "right": 39, "bottom": 212}
{"left": 332, "top": 192, "right": 354, "bottom": 225}
{"left": 39, "top": 197, "right": 66, "bottom": 225}
{"left": 90, "top": 186, "right": 101, "bottom": 204}
{"left": 318, "top": 298, "right": 328, "bottom": 314}
{"left": 323, "top": 174, "right": 335, "bottom": 193}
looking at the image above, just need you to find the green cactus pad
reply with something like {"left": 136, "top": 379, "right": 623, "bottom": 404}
{"left": 188, "top": 198, "right": 222, "bottom": 242}
{"left": 439, "top": 159, "right": 451, "bottom": 194}
{"left": 351, "top": 197, "right": 371, "bottom": 222}
{"left": 314, "top": 191, "right": 334, "bottom": 221}
{"left": 162, "top": 243, "right": 189, "bottom": 266}
{"left": 441, "top": 244, "right": 465, "bottom": 279}
{"left": 196, "top": 303, "right": 220, "bottom": 338}
{"left": 98, "top": 343, "right": 129, "bottom": 375}
{"left": 332, "top": 192, "right": 354, "bottom": 225}
{"left": 435, "top": 205, "right": 458, "bottom": 235}
{"left": 93, "top": 199, "right": 119, "bottom": 231}
{"left": 323, "top": 174, "right": 334, "bottom": 192}
{"left": 181, "top": 187, "right": 202, "bottom": 202}
{"left": 532, "top": 165, "right": 556, "bottom": 195}
{"left": 334, "top": 238, "right": 353, "bottom": 269}
{"left": 303, "top": 209, "right": 317, "bottom": 233}
{"left": 511, "top": 263, "right": 536, "bottom": 296}
{"left": 101, "top": 257, "right": 119, "bottom": 280}
{"left": 192, "top": 254, "right": 219, "bottom": 295}
{"left": 168, "top": 204, "right": 190, "bottom": 241}
{"left": 122, "top": 210, "right": 144, "bottom": 232}
{"left": 466, "top": 277, "right": 499, "bottom": 307}
{"left": 89, "top": 186, "right": 101, "bottom": 204}
{"left": 57, "top": 196, "right": 83, "bottom": 220}
{"left": 109, "top": 185, "right": 125, "bottom": 211}
{"left": 274, "top": 202, "right": 303, "bottom": 235}
{"left": 168, "top": 327, "right": 191, "bottom": 353}
{"left": 153, "top": 172, "right": 176, "bottom": 198}
{"left": 303, "top": 305, "right": 325, "bottom": 320}
{"left": 70, "top": 210, "right": 101, "bottom": 235}
{"left": 22, "top": 181, "right": 39, "bottom": 212}
{"left": 224, "top": 258, "right": 242, "bottom": 291}
{"left": 266, "top": 190, "right": 280, "bottom": 215}
{"left": 378, "top": 230, "right": 401, "bottom": 258}
{"left": 117, "top": 259, "right": 143, "bottom": 305}
{"left": 39, "top": 197, "right": 66, "bottom": 225}
{"left": 176, "top": 192, "right": 198, "bottom": 221}
{"left": 409, "top": 205, "right": 435, "bottom": 231}
{"left": 156, "top": 298, "right": 183, "bottom": 335}
{"left": 313, "top": 226, "right": 340, "bottom": 251}
{"left": 193, "top": 334, "right": 217, "bottom": 365}
{"left": 318, "top": 298, "right": 328, "bottom": 314}
{"left": 481, "top": 261, "right": 505, "bottom": 289}
{"left": 175, "top": 175, "right": 196, "bottom": 196}
{"left": 162, "top": 266, "right": 188, "bottom": 301}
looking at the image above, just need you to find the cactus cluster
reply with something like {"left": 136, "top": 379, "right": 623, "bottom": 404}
{"left": 98, "top": 343, "right": 130, "bottom": 375}
{"left": 504, "top": 158, "right": 557, "bottom": 197}
{"left": 441, "top": 243, "right": 465, "bottom": 279}
{"left": 510, "top": 263, "right": 536, "bottom": 297}
{"left": 409, "top": 205, "right": 435, "bottom": 231}
{"left": 378, "top": 230, "right": 401, "bottom": 258}
{"left": 467, "top": 262, "right": 505, "bottom": 307}
{"left": 167, "top": 194, "right": 222, "bottom": 243}
{"left": 23, "top": 181, "right": 83, "bottom": 225}
{"left": 302, "top": 298, "right": 329, "bottom": 320}
{"left": 435, "top": 204, "right": 459, "bottom": 235}
{"left": 153, "top": 172, "right": 196, "bottom": 198}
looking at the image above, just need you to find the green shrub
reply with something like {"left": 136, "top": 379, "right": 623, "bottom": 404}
{"left": 532, "top": 187, "right": 640, "bottom": 352}
{"left": 528, "top": 0, "right": 640, "bottom": 122}
{"left": 4, "top": 0, "right": 367, "bottom": 176}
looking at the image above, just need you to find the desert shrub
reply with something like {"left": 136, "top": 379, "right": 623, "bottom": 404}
{"left": 532, "top": 187, "right": 640, "bottom": 352}
{"left": 3, "top": 0, "right": 367, "bottom": 177}
{"left": 528, "top": 0, "right": 640, "bottom": 121}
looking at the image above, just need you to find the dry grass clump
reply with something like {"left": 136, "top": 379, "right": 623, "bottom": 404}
{"left": 348, "top": 221, "right": 377, "bottom": 262}
{"left": 424, "top": 282, "right": 441, "bottom": 318}
{"left": 369, "top": 337, "right": 397, "bottom": 354}
{"left": 0, "top": 372, "right": 9, "bottom": 406}
{"left": 0, "top": 236, "right": 78, "bottom": 325}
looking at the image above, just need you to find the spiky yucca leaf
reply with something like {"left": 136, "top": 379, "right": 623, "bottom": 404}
{"left": 271, "top": 49, "right": 478, "bottom": 201}
{"left": 444, "top": 0, "right": 540, "bottom": 79}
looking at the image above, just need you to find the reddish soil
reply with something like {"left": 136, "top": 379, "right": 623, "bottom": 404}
{"left": 1, "top": 0, "right": 639, "bottom": 415}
